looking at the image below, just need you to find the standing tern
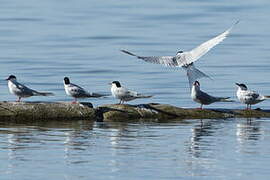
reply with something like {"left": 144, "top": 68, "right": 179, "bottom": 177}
{"left": 191, "top": 81, "right": 233, "bottom": 109}
{"left": 6, "top": 75, "right": 54, "bottom": 102}
{"left": 64, "top": 77, "right": 105, "bottom": 103}
{"left": 121, "top": 21, "right": 238, "bottom": 87}
{"left": 236, "top": 83, "right": 270, "bottom": 109}
{"left": 110, "top": 81, "right": 152, "bottom": 104}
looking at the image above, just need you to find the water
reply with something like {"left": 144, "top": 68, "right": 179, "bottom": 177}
{"left": 1, "top": 119, "right": 270, "bottom": 180}
{"left": 0, "top": 0, "right": 269, "bottom": 109}
{"left": 0, "top": 0, "right": 270, "bottom": 179}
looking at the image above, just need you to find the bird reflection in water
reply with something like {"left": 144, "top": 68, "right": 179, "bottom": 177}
{"left": 236, "top": 118, "right": 262, "bottom": 145}
{"left": 63, "top": 120, "right": 94, "bottom": 163}
{"left": 188, "top": 119, "right": 217, "bottom": 158}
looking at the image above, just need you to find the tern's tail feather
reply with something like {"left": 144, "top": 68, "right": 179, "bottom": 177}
{"left": 217, "top": 97, "right": 234, "bottom": 102}
{"left": 185, "top": 64, "right": 211, "bottom": 87}
{"left": 121, "top": 50, "right": 139, "bottom": 57}
{"left": 34, "top": 92, "right": 54, "bottom": 96}
{"left": 87, "top": 93, "right": 108, "bottom": 98}
{"left": 137, "top": 94, "right": 153, "bottom": 99}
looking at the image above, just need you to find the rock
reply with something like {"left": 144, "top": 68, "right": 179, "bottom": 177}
{"left": 97, "top": 103, "right": 270, "bottom": 122}
{"left": 0, "top": 101, "right": 270, "bottom": 122}
{"left": 0, "top": 101, "right": 95, "bottom": 122}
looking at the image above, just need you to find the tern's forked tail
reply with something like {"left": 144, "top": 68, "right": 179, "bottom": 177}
{"left": 34, "top": 92, "right": 54, "bottom": 96}
{"left": 217, "top": 97, "right": 234, "bottom": 102}
{"left": 87, "top": 93, "right": 108, "bottom": 98}
{"left": 184, "top": 63, "right": 212, "bottom": 87}
{"left": 137, "top": 94, "right": 153, "bottom": 99}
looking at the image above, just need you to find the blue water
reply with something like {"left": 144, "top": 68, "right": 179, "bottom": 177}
{"left": 1, "top": 119, "right": 270, "bottom": 180}
{"left": 0, "top": 0, "right": 270, "bottom": 179}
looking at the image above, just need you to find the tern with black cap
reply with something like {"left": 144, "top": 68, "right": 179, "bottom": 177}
{"left": 191, "top": 81, "right": 233, "bottom": 109}
{"left": 6, "top": 75, "right": 54, "bottom": 102}
{"left": 63, "top": 77, "right": 105, "bottom": 104}
{"left": 236, "top": 83, "right": 270, "bottom": 109}
{"left": 110, "top": 81, "right": 152, "bottom": 104}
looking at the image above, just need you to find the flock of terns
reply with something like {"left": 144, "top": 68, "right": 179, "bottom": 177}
{"left": 5, "top": 21, "right": 270, "bottom": 109}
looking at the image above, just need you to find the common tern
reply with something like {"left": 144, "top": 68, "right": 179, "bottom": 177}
{"left": 6, "top": 75, "right": 54, "bottom": 102}
{"left": 191, "top": 81, "right": 233, "bottom": 109}
{"left": 236, "top": 83, "right": 270, "bottom": 109}
{"left": 64, "top": 77, "right": 105, "bottom": 103}
{"left": 121, "top": 21, "right": 238, "bottom": 87}
{"left": 110, "top": 81, "right": 152, "bottom": 104}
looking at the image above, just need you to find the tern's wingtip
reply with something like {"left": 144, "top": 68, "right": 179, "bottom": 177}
{"left": 234, "top": 20, "right": 240, "bottom": 25}
{"left": 120, "top": 49, "right": 128, "bottom": 53}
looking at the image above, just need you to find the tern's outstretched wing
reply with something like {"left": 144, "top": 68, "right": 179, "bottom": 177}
{"left": 121, "top": 50, "right": 177, "bottom": 67}
{"left": 178, "top": 21, "right": 239, "bottom": 66}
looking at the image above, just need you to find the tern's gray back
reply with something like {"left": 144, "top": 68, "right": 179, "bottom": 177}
{"left": 13, "top": 81, "right": 38, "bottom": 97}
{"left": 197, "top": 90, "right": 219, "bottom": 105}
{"left": 68, "top": 83, "right": 91, "bottom": 98}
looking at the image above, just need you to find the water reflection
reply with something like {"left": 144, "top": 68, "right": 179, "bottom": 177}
{"left": 63, "top": 121, "right": 94, "bottom": 164}
{"left": 0, "top": 120, "right": 94, "bottom": 174}
{"left": 236, "top": 118, "right": 261, "bottom": 143}
{"left": 236, "top": 118, "right": 263, "bottom": 155}
{"left": 94, "top": 121, "right": 138, "bottom": 149}
{"left": 0, "top": 118, "right": 270, "bottom": 179}
{"left": 183, "top": 119, "right": 218, "bottom": 176}
{"left": 186, "top": 118, "right": 265, "bottom": 158}
{"left": 6, "top": 130, "right": 33, "bottom": 175}
{"left": 188, "top": 119, "right": 218, "bottom": 158}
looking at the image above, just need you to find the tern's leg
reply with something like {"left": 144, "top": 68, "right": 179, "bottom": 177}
{"left": 72, "top": 98, "right": 78, "bottom": 104}
{"left": 16, "top": 97, "right": 21, "bottom": 102}
{"left": 118, "top": 100, "right": 122, "bottom": 105}
{"left": 200, "top": 104, "right": 203, "bottom": 109}
{"left": 246, "top": 104, "right": 252, "bottom": 110}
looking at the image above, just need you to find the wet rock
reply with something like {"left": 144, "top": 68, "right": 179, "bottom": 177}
{"left": 0, "top": 101, "right": 95, "bottom": 121}
{"left": 97, "top": 103, "right": 270, "bottom": 121}
{"left": 97, "top": 103, "right": 228, "bottom": 121}
{"left": 0, "top": 101, "right": 270, "bottom": 122}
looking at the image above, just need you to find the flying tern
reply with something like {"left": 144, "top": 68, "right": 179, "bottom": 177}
{"left": 121, "top": 21, "right": 238, "bottom": 87}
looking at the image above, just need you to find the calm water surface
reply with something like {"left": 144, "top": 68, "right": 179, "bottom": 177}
{"left": 0, "top": 0, "right": 270, "bottom": 179}
{"left": 1, "top": 119, "right": 270, "bottom": 180}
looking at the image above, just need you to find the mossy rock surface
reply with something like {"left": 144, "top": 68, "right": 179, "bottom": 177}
{"left": 97, "top": 103, "right": 270, "bottom": 121}
{"left": 0, "top": 102, "right": 270, "bottom": 122}
{"left": 0, "top": 101, "right": 95, "bottom": 121}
